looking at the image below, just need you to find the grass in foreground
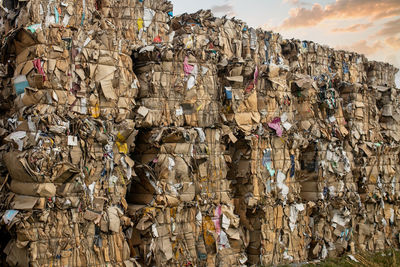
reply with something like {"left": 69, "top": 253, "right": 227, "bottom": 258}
{"left": 275, "top": 249, "right": 400, "bottom": 267}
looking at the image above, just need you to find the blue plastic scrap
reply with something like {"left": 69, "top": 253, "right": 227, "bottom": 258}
{"left": 225, "top": 87, "right": 232, "bottom": 100}
{"left": 290, "top": 155, "right": 295, "bottom": 177}
{"left": 262, "top": 149, "right": 275, "bottom": 176}
{"left": 13, "top": 75, "right": 29, "bottom": 95}
{"left": 343, "top": 62, "right": 349, "bottom": 74}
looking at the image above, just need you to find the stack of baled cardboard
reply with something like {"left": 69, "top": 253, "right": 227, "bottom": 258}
{"left": 0, "top": 1, "right": 399, "bottom": 267}
{"left": 0, "top": 0, "right": 145, "bottom": 266}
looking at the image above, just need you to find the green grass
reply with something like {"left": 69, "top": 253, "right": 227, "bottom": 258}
{"left": 308, "top": 249, "right": 400, "bottom": 267}
{"left": 271, "top": 249, "right": 400, "bottom": 267}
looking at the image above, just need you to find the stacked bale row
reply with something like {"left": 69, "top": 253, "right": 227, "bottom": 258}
{"left": 0, "top": 3, "right": 399, "bottom": 267}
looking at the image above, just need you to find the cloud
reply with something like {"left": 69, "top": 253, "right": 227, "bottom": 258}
{"left": 283, "top": 0, "right": 312, "bottom": 7}
{"left": 280, "top": 0, "right": 400, "bottom": 29}
{"left": 337, "top": 40, "right": 384, "bottom": 55}
{"left": 284, "top": 0, "right": 299, "bottom": 4}
{"left": 385, "top": 36, "right": 400, "bottom": 49}
{"left": 211, "top": 3, "right": 236, "bottom": 16}
{"left": 384, "top": 54, "right": 399, "bottom": 67}
{"left": 376, "top": 17, "right": 400, "bottom": 36}
{"left": 332, "top": 23, "right": 373, "bottom": 32}
{"left": 281, "top": 3, "right": 325, "bottom": 28}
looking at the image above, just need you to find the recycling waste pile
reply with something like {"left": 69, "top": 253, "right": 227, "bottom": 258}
{"left": 0, "top": 1, "right": 399, "bottom": 267}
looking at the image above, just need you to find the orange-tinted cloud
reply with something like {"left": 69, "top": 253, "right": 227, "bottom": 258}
{"left": 280, "top": 0, "right": 400, "bottom": 29}
{"left": 386, "top": 37, "right": 400, "bottom": 49}
{"left": 332, "top": 23, "right": 373, "bottom": 32}
{"left": 337, "top": 40, "right": 384, "bottom": 55}
{"left": 376, "top": 17, "right": 400, "bottom": 36}
{"left": 281, "top": 3, "right": 325, "bottom": 28}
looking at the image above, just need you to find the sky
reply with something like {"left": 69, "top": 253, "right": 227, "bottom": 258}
{"left": 170, "top": 0, "right": 400, "bottom": 87}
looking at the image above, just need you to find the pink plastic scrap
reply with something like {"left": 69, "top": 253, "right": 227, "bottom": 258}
{"left": 183, "top": 56, "right": 194, "bottom": 75}
{"left": 246, "top": 66, "right": 260, "bottom": 93}
{"left": 254, "top": 66, "right": 259, "bottom": 84}
{"left": 212, "top": 205, "right": 222, "bottom": 235}
{"left": 268, "top": 117, "right": 283, "bottom": 137}
{"left": 33, "top": 58, "right": 46, "bottom": 81}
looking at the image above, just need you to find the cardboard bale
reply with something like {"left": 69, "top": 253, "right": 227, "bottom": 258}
{"left": 98, "top": 0, "right": 173, "bottom": 48}
{"left": 133, "top": 48, "right": 221, "bottom": 127}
